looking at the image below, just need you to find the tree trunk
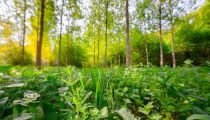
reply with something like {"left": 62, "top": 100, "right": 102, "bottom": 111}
{"left": 97, "top": 1, "right": 101, "bottom": 67}
{"left": 145, "top": 40, "right": 149, "bottom": 66}
{"left": 104, "top": 0, "right": 108, "bottom": 67}
{"left": 159, "top": 1, "right": 163, "bottom": 67}
{"left": 169, "top": 0, "right": 176, "bottom": 68}
{"left": 36, "top": 0, "right": 45, "bottom": 67}
{"left": 118, "top": 39, "right": 121, "bottom": 66}
{"left": 36, "top": 4, "right": 40, "bottom": 56}
{"left": 143, "top": 22, "right": 149, "bottom": 67}
{"left": 66, "top": 29, "right": 69, "bottom": 66}
{"left": 58, "top": 0, "right": 64, "bottom": 66}
{"left": 93, "top": 23, "right": 96, "bottom": 67}
{"left": 21, "top": 0, "right": 26, "bottom": 65}
{"left": 125, "top": 0, "right": 131, "bottom": 67}
{"left": 171, "top": 19, "right": 176, "bottom": 68}
{"left": 66, "top": 15, "right": 70, "bottom": 66}
{"left": 97, "top": 25, "right": 100, "bottom": 67}
{"left": 94, "top": 38, "right": 96, "bottom": 67}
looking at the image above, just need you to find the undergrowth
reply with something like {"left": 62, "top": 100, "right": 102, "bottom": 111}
{"left": 0, "top": 66, "right": 210, "bottom": 120}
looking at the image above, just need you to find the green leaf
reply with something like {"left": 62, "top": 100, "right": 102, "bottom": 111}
{"left": 0, "top": 97, "right": 8, "bottom": 105}
{"left": 139, "top": 102, "right": 153, "bottom": 115}
{"left": 150, "top": 113, "right": 162, "bottom": 120}
{"left": 186, "top": 114, "right": 210, "bottom": 120}
{"left": 14, "top": 113, "right": 33, "bottom": 120}
{"left": 139, "top": 107, "right": 150, "bottom": 115}
{"left": 123, "top": 99, "right": 132, "bottom": 104}
{"left": 100, "top": 106, "right": 108, "bottom": 118}
{"left": 145, "top": 102, "right": 153, "bottom": 109}
{"left": 116, "top": 108, "right": 138, "bottom": 120}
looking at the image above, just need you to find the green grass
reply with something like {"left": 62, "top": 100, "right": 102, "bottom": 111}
{"left": 0, "top": 66, "right": 209, "bottom": 120}
{"left": 0, "top": 66, "right": 13, "bottom": 73}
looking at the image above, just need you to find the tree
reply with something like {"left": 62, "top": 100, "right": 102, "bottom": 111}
{"left": 21, "top": 0, "right": 27, "bottom": 65}
{"left": 104, "top": 0, "right": 109, "bottom": 67}
{"left": 136, "top": 0, "right": 154, "bottom": 66}
{"left": 58, "top": 0, "right": 65, "bottom": 66}
{"left": 168, "top": 0, "right": 176, "bottom": 68}
{"left": 13, "top": 0, "right": 29, "bottom": 65}
{"left": 97, "top": 0, "right": 101, "bottom": 67}
{"left": 36, "top": 0, "right": 45, "bottom": 67}
{"left": 66, "top": 14, "right": 70, "bottom": 65}
{"left": 125, "top": 0, "right": 131, "bottom": 67}
{"left": 166, "top": 0, "right": 196, "bottom": 67}
{"left": 158, "top": 0, "right": 164, "bottom": 67}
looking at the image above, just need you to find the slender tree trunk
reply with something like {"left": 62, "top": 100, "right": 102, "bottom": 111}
{"left": 118, "top": 39, "right": 121, "bottom": 66}
{"left": 125, "top": 0, "right": 131, "bottom": 67}
{"left": 159, "top": 2, "right": 163, "bottom": 67}
{"left": 94, "top": 39, "right": 96, "bottom": 67}
{"left": 171, "top": 21, "right": 176, "bottom": 68}
{"left": 145, "top": 40, "right": 149, "bottom": 66}
{"left": 58, "top": 0, "right": 64, "bottom": 66}
{"left": 169, "top": 0, "right": 176, "bottom": 68}
{"left": 97, "top": 1, "right": 101, "bottom": 67}
{"left": 143, "top": 22, "right": 149, "bottom": 67}
{"left": 104, "top": 0, "right": 108, "bottom": 67}
{"left": 97, "top": 25, "right": 100, "bottom": 67}
{"left": 36, "top": 6, "right": 40, "bottom": 54}
{"left": 36, "top": 0, "right": 45, "bottom": 67}
{"left": 21, "top": 0, "right": 26, "bottom": 65}
{"left": 66, "top": 30, "right": 69, "bottom": 66}
{"left": 93, "top": 23, "right": 96, "bottom": 67}
{"left": 66, "top": 16, "right": 70, "bottom": 66}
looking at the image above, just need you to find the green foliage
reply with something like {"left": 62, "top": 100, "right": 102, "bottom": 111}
{"left": 2, "top": 45, "right": 33, "bottom": 65}
{"left": 53, "top": 35, "right": 87, "bottom": 67}
{"left": 183, "top": 59, "right": 194, "bottom": 67}
{"left": 0, "top": 66, "right": 210, "bottom": 119}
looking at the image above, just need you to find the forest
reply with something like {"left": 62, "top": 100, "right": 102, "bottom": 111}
{"left": 0, "top": 0, "right": 210, "bottom": 120}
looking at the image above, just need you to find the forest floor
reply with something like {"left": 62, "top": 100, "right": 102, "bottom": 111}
{"left": 0, "top": 66, "right": 210, "bottom": 120}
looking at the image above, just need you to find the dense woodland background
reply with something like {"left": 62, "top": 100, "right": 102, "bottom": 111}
{"left": 0, "top": 0, "right": 209, "bottom": 67}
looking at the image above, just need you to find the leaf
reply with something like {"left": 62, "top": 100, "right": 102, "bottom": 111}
{"left": 193, "top": 106, "right": 209, "bottom": 114}
{"left": 145, "top": 102, "right": 153, "bottom": 109}
{"left": 123, "top": 99, "right": 132, "bottom": 104}
{"left": 0, "top": 72, "right": 4, "bottom": 77}
{"left": 190, "top": 95, "right": 208, "bottom": 101}
{"left": 82, "top": 91, "right": 92, "bottom": 104}
{"left": 139, "top": 102, "right": 153, "bottom": 115}
{"left": 14, "top": 113, "right": 33, "bottom": 120}
{"left": 150, "top": 113, "right": 162, "bottom": 120}
{"left": 186, "top": 114, "right": 210, "bottom": 120}
{"left": 0, "top": 90, "right": 5, "bottom": 94}
{"left": 139, "top": 107, "right": 150, "bottom": 115}
{"left": 24, "top": 91, "right": 40, "bottom": 101}
{"left": 0, "top": 97, "right": 8, "bottom": 105}
{"left": 116, "top": 108, "right": 138, "bottom": 120}
{"left": 100, "top": 106, "right": 108, "bottom": 118}
{"left": 13, "top": 99, "right": 27, "bottom": 106}
{"left": 90, "top": 108, "right": 99, "bottom": 116}
{"left": 5, "top": 83, "right": 24, "bottom": 88}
